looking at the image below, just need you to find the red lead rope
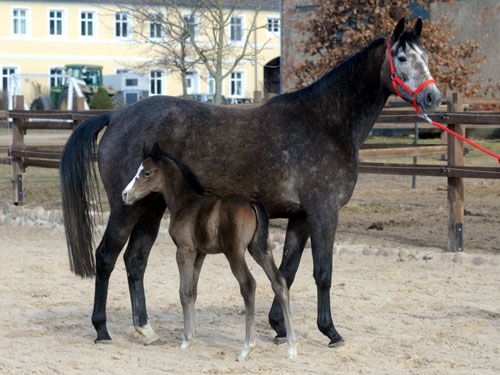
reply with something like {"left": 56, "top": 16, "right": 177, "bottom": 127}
{"left": 387, "top": 40, "right": 500, "bottom": 165}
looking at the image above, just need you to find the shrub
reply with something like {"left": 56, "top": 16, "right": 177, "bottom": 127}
{"left": 89, "top": 87, "right": 113, "bottom": 109}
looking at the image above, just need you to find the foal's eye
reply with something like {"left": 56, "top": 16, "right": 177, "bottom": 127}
{"left": 143, "top": 170, "right": 152, "bottom": 178}
{"left": 398, "top": 56, "right": 407, "bottom": 63}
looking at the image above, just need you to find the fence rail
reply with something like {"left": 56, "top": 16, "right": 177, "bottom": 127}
{"left": 2, "top": 95, "right": 500, "bottom": 252}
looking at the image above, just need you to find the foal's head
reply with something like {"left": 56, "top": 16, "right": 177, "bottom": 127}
{"left": 122, "top": 143, "right": 204, "bottom": 206}
{"left": 384, "top": 18, "right": 441, "bottom": 111}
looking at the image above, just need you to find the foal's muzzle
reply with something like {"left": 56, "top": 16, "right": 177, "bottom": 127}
{"left": 122, "top": 191, "right": 134, "bottom": 205}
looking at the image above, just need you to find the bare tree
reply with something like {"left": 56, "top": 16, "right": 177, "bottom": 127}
{"left": 114, "top": 0, "right": 268, "bottom": 104}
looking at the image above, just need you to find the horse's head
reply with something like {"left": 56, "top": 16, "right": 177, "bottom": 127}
{"left": 122, "top": 144, "right": 163, "bottom": 206}
{"left": 383, "top": 18, "right": 441, "bottom": 111}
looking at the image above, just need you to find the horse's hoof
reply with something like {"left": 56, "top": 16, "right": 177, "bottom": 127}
{"left": 180, "top": 339, "right": 192, "bottom": 349}
{"left": 273, "top": 335, "right": 287, "bottom": 345}
{"left": 94, "top": 338, "right": 112, "bottom": 344}
{"left": 286, "top": 344, "right": 297, "bottom": 359}
{"left": 328, "top": 338, "right": 345, "bottom": 348}
{"left": 145, "top": 338, "right": 166, "bottom": 346}
{"left": 237, "top": 343, "right": 255, "bottom": 362}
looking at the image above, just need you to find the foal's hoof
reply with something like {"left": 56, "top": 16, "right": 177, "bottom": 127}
{"left": 145, "top": 338, "right": 166, "bottom": 346}
{"left": 328, "top": 338, "right": 345, "bottom": 348}
{"left": 273, "top": 335, "right": 287, "bottom": 345}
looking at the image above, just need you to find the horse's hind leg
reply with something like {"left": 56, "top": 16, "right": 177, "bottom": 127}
{"left": 123, "top": 195, "right": 166, "bottom": 345}
{"left": 226, "top": 250, "right": 257, "bottom": 361}
{"left": 269, "top": 216, "right": 309, "bottom": 341}
{"left": 92, "top": 206, "right": 145, "bottom": 343}
{"left": 249, "top": 244, "right": 297, "bottom": 359}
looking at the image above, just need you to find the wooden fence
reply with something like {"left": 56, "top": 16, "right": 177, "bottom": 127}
{"left": 2, "top": 95, "right": 500, "bottom": 252}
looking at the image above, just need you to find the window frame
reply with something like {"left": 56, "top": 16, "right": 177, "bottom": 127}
{"left": 80, "top": 9, "right": 97, "bottom": 38}
{"left": 182, "top": 12, "right": 199, "bottom": 41}
{"left": 149, "top": 68, "right": 166, "bottom": 96}
{"left": 266, "top": 16, "right": 280, "bottom": 38}
{"left": 12, "top": 7, "right": 30, "bottom": 37}
{"left": 149, "top": 12, "right": 165, "bottom": 40}
{"left": 48, "top": 8, "right": 66, "bottom": 37}
{"left": 1, "top": 66, "right": 20, "bottom": 92}
{"left": 49, "top": 66, "right": 65, "bottom": 88}
{"left": 229, "top": 15, "right": 244, "bottom": 44}
{"left": 229, "top": 70, "right": 245, "bottom": 98}
{"left": 115, "top": 11, "right": 132, "bottom": 40}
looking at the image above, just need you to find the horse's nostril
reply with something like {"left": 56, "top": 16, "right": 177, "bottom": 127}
{"left": 426, "top": 92, "right": 433, "bottom": 104}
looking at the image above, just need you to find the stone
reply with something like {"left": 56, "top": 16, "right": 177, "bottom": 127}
{"left": 362, "top": 248, "right": 373, "bottom": 256}
{"left": 488, "top": 257, "right": 499, "bottom": 266}
{"left": 472, "top": 256, "right": 487, "bottom": 266}
{"left": 27, "top": 209, "right": 36, "bottom": 221}
{"left": 422, "top": 254, "right": 433, "bottom": 261}
{"left": 398, "top": 249, "right": 408, "bottom": 259}
{"left": 452, "top": 253, "right": 464, "bottom": 264}
{"left": 34, "top": 206, "right": 46, "bottom": 220}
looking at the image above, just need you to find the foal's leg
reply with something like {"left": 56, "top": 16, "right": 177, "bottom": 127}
{"left": 269, "top": 216, "right": 309, "bottom": 340}
{"left": 123, "top": 195, "right": 166, "bottom": 345}
{"left": 248, "top": 245, "right": 297, "bottom": 359}
{"left": 176, "top": 246, "right": 198, "bottom": 349}
{"left": 92, "top": 203, "right": 148, "bottom": 343}
{"left": 226, "top": 250, "right": 257, "bottom": 361}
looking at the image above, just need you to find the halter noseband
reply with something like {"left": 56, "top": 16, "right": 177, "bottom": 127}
{"left": 387, "top": 39, "right": 435, "bottom": 114}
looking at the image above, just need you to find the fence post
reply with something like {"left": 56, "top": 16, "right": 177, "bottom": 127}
{"left": 447, "top": 92, "right": 464, "bottom": 251}
{"left": 11, "top": 95, "right": 25, "bottom": 206}
{"left": 72, "top": 96, "right": 86, "bottom": 129}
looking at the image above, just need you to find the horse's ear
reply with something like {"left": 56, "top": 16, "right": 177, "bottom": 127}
{"left": 152, "top": 143, "right": 162, "bottom": 161}
{"left": 143, "top": 143, "right": 148, "bottom": 158}
{"left": 391, "top": 17, "right": 405, "bottom": 43}
{"left": 412, "top": 17, "right": 422, "bottom": 37}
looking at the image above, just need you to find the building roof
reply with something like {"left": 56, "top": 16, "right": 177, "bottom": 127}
{"left": 5, "top": 0, "right": 280, "bottom": 11}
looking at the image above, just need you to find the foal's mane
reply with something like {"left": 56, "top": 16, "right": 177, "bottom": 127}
{"left": 148, "top": 146, "right": 205, "bottom": 196}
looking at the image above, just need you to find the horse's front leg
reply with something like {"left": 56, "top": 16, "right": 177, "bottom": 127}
{"left": 176, "top": 246, "right": 198, "bottom": 349}
{"left": 269, "top": 216, "right": 309, "bottom": 340}
{"left": 123, "top": 196, "right": 166, "bottom": 345}
{"left": 307, "top": 205, "right": 344, "bottom": 347}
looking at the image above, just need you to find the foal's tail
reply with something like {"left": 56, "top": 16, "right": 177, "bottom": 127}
{"left": 60, "top": 113, "right": 110, "bottom": 278}
{"left": 250, "top": 202, "right": 270, "bottom": 253}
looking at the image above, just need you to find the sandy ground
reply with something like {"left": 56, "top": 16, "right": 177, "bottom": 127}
{"left": 1, "top": 225, "right": 499, "bottom": 375}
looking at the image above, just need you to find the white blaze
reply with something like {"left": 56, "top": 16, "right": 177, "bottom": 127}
{"left": 123, "top": 163, "right": 144, "bottom": 195}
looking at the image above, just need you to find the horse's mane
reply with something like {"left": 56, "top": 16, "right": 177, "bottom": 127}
{"left": 148, "top": 147, "right": 205, "bottom": 196}
{"left": 266, "top": 37, "right": 387, "bottom": 105}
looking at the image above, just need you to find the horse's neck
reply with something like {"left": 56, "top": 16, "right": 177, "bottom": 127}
{"left": 314, "top": 41, "right": 389, "bottom": 148}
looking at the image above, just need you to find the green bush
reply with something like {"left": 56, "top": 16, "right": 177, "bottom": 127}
{"left": 89, "top": 87, "right": 113, "bottom": 109}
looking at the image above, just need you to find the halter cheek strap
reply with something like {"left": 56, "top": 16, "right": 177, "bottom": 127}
{"left": 387, "top": 39, "right": 435, "bottom": 114}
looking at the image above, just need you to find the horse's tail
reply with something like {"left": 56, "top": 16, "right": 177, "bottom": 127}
{"left": 60, "top": 113, "right": 110, "bottom": 278}
{"left": 250, "top": 202, "right": 270, "bottom": 253}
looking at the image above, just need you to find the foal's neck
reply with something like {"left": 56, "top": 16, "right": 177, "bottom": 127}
{"left": 158, "top": 158, "right": 202, "bottom": 215}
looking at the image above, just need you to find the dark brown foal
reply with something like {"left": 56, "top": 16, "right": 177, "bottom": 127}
{"left": 122, "top": 143, "right": 297, "bottom": 360}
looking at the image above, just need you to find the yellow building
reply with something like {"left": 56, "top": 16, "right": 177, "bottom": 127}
{"left": 0, "top": 0, "right": 281, "bottom": 106}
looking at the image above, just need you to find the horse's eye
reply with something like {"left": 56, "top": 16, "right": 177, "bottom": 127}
{"left": 398, "top": 56, "right": 407, "bottom": 63}
{"left": 143, "top": 170, "right": 152, "bottom": 178}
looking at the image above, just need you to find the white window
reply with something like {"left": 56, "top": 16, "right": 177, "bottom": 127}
{"left": 149, "top": 13, "right": 164, "bottom": 39}
{"left": 49, "top": 67, "right": 65, "bottom": 88}
{"left": 230, "top": 15, "right": 243, "bottom": 42}
{"left": 13, "top": 8, "right": 28, "bottom": 36}
{"left": 186, "top": 71, "right": 199, "bottom": 94}
{"left": 80, "top": 11, "right": 95, "bottom": 37}
{"left": 182, "top": 13, "right": 198, "bottom": 41}
{"left": 230, "top": 71, "right": 244, "bottom": 97}
{"left": 266, "top": 17, "right": 280, "bottom": 36}
{"left": 208, "top": 73, "right": 215, "bottom": 95}
{"left": 115, "top": 12, "right": 130, "bottom": 39}
{"left": 2, "top": 67, "right": 19, "bottom": 92}
{"left": 49, "top": 9, "right": 64, "bottom": 36}
{"left": 150, "top": 69, "right": 165, "bottom": 95}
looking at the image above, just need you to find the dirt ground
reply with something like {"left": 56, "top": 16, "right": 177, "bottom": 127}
{"left": 0, "top": 225, "right": 499, "bottom": 375}
{"left": 1, "top": 131, "right": 500, "bottom": 373}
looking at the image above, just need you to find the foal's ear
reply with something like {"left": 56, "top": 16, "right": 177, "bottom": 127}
{"left": 152, "top": 142, "right": 162, "bottom": 161}
{"left": 391, "top": 17, "right": 405, "bottom": 43}
{"left": 142, "top": 143, "right": 148, "bottom": 159}
{"left": 412, "top": 17, "right": 423, "bottom": 37}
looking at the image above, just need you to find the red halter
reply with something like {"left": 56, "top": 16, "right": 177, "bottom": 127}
{"left": 387, "top": 39, "right": 435, "bottom": 114}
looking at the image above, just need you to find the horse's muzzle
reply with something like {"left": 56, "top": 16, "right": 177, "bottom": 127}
{"left": 417, "top": 85, "right": 441, "bottom": 111}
